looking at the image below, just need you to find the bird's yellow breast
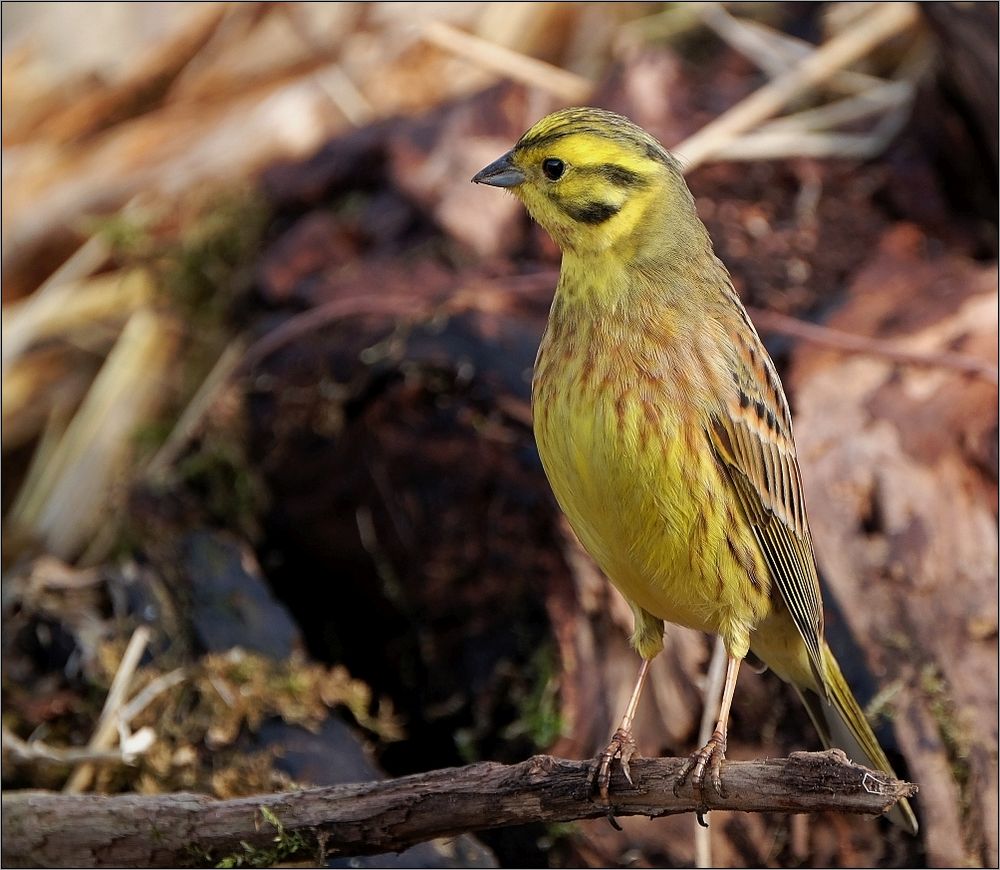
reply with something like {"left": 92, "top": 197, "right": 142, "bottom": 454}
{"left": 532, "top": 294, "right": 771, "bottom": 655}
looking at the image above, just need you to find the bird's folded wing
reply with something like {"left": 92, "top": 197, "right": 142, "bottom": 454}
{"left": 706, "top": 345, "right": 827, "bottom": 695}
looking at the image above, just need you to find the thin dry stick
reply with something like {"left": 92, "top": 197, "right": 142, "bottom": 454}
{"left": 3, "top": 750, "right": 917, "bottom": 868}
{"left": 421, "top": 20, "right": 591, "bottom": 103}
{"left": 759, "top": 80, "right": 912, "bottom": 132}
{"left": 8, "top": 194, "right": 151, "bottom": 327}
{"left": 144, "top": 341, "right": 245, "bottom": 481}
{"left": 707, "top": 122, "right": 908, "bottom": 162}
{"left": 675, "top": 2, "right": 920, "bottom": 170}
{"left": 8, "top": 309, "right": 178, "bottom": 561}
{"left": 238, "top": 295, "right": 429, "bottom": 373}
{"left": 117, "top": 669, "right": 186, "bottom": 729}
{"left": 700, "top": 3, "right": 796, "bottom": 80}
{"left": 747, "top": 307, "right": 999, "bottom": 385}
{"left": 2, "top": 269, "right": 153, "bottom": 372}
{"left": 63, "top": 626, "right": 151, "bottom": 794}
{"left": 238, "top": 271, "right": 567, "bottom": 379}
{"left": 14, "top": 235, "right": 110, "bottom": 313}
{"left": 311, "top": 63, "right": 376, "bottom": 128}
{"left": 279, "top": 4, "right": 374, "bottom": 126}
{"left": 698, "top": 2, "right": 885, "bottom": 93}
{"left": 2, "top": 729, "right": 129, "bottom": 767}
{"left": 2, "top": 193, "right": 144, "bottom": 372}
{"left": 616, "top": 4, "right": 707, "bottom": 48}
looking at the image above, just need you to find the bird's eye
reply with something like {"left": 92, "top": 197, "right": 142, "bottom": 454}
{"left": 542, "top": 158, "right": 565, "bottom": 180}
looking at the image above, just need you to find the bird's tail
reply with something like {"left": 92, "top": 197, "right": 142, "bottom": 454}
{"left": 794, "top": 640, "right": 918, "bottom": 834}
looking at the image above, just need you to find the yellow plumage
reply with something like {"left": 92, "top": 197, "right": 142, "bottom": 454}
{"left": 473, "top": 107, "right": 916, "bottom": 833}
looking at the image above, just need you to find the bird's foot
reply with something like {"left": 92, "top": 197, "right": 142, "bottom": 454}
{"left": 589, "top": 727, "right": 638, "bottom": 803}
{"left": 674, "top": 729, "right": 728, "bottom": 801}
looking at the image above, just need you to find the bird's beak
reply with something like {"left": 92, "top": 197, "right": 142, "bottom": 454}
{"left": 471, "top": 150, "right": 525, "bottom": 188}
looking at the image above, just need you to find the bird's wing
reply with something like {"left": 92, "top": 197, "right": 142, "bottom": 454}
{"left": 706, "top": 319, "right": 827, "bottom": 694}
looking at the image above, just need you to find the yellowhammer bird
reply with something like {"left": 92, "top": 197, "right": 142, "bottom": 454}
{"left": 472, "top": 106, "right": 917, "bottom": 833}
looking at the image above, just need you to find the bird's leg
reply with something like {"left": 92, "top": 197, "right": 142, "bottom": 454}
{"left": 676, "top": 653, "right": 741, "bottom": 800}
{"left": 591, "top": 657, "right": 651, "bottom": 802}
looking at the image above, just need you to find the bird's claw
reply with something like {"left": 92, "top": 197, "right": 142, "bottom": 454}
{"left": 589, "top": 727, "right": 639, "bottom": 804}
{"left": 673, "top": 729, "right": 728, "bottom": 802}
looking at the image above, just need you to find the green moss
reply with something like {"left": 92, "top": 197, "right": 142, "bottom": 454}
{"left": 173, "top": 431, "right": 268, "bottom": 540}
{"left": 91, "top": 188, "right": 272, "bottom": 551}
{"left": 161, "top": 191, "right": 268, "bottom": 324}
{"left": 864, "top": 678, "right": 904, "bottom": 725}
{"left": 214, "top": 807, "right": 308, "bottom": 868}
{"left": 920, "top": 664, "right": 973, "bottom": 826}
{"left": 537, "top": 820, "right": 578, "bottom": 851}
{"left": 90, "top": 188, "right": 268, "bottom": 322}
{"left": 183, "top": 843, "right": 215, "bottom": 866}
{"left": 85, "top": 208, "right": 158, "bottom": 260}
{"left": 502, "top": 642, "right": 564, "bottom": 751}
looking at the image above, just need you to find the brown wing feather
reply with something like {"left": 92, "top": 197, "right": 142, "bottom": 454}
{"left": 707, "top": 320, "right": 827, "bottom": 694}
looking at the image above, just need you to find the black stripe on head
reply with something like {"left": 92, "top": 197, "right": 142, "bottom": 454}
{"left": 516, "top": 127, "right": 587, "bottom": 152}
{"left": 515, "top": 107, "right": 676, "bottom": 167}
{"left": 600, "top": 164, "right": 645, "bottom": 187}
{"left": 563, "top": 201, "right": 621, "bottom": 225}
{"left": 517, "top": 124, "right": 670, "bottom": 168}
{"left": 575, "top": 163, "right": 648, "bottom": 188}
{"left": 643, "top": 141, "right": 671, "bottom": 166}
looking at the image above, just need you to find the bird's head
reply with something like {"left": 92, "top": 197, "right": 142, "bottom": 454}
{"left": 472, "top": 107, "right": 689, "bottom": 256}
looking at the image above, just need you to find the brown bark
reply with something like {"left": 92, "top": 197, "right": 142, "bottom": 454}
{"left": 2, "top": 750, "right": 916, "bottom": 868}
{"left": 788, "top": 225, "right": 998, "bottom": 866}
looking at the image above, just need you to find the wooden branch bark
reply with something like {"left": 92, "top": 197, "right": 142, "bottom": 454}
{"left": 2, "top": 749, "right": 917, "bottom": 868}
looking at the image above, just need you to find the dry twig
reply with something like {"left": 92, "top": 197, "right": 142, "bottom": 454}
{"left": 238, "top": 295, "right": 430, "bottom": 373}
{"left": 2, "top": 730, "right": 135, "bottom": 768}
{"left": 747, "top": 307, "right": 999, "bottom": 385}
{"left": 676, "top": 2, "right": 920, "bottom": 170}
{"left": 698, "top": 3, "right": 885, "bottom": 92}
{"left": 143, "top": 342, "right": 245, "bottom": 482}
{"left": 63, "top": 626, "right": 151, "bottom": 794}
{"left": 421, "top": 20, "right": 591, "bottom": 103}
{"left": 2, "top": 750, "right": 916, "bottom": 868}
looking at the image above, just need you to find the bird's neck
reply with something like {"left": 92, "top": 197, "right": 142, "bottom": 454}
{"left": 554, "top": 210, "right": 726, "bottom": 324}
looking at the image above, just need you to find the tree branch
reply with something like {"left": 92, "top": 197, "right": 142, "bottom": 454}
{"left": 746, "top": 306, "right": 999, "bottom": 384}
{"left": 2, "top": 749, "right": 917, "bottom": 868}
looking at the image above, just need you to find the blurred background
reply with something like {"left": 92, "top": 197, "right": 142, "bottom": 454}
{"left": 2, "top": 2, "right": 997, "bottom": 867}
